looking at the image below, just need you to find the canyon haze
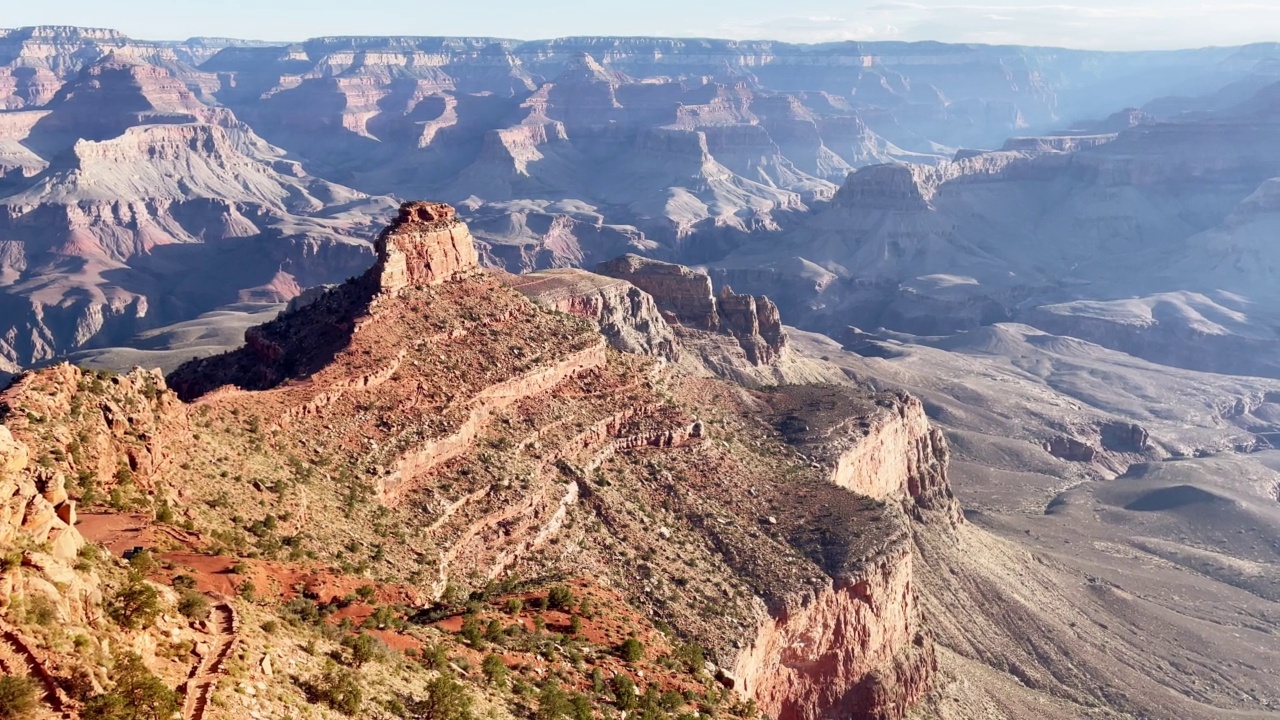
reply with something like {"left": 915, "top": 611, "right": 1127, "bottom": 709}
{"left": 0, "top": 23, "right": 1277, "bottom": 720}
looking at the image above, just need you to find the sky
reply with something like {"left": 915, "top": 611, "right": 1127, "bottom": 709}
{"left": 6, "top": 0, "right": 1280, "bottom": 51}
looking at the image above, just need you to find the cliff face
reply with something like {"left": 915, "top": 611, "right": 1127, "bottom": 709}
{"left": 597, "top": 254, "right": 789, "bottom": 366}
{"left": 597, "top": 254, "right": 721, "bottom": 330}
{"left": 502, "top": 267, "right": 680, "bottom": 361}
{"left": 373, "top": 202, "right": 481, "bottom": 292}
{"left": 726, "top": 384, "right": 961, "bottom": 720}
{"left": 733, "top": 544, "right": 934, "bottom": 720}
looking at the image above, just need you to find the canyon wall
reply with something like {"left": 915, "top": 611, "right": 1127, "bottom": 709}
{"left": 502, "top": 268, "right": 680, "bottom": 361}
{"left": 733, "top": 543, "right": 935, "bottom": 720}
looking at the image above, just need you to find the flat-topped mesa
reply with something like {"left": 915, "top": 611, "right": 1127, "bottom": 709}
{"left": 374, "top": 201, "right": 480, "bottom": 293}
{"left": 832, "top": 163, "right": 936, "bottom": 211}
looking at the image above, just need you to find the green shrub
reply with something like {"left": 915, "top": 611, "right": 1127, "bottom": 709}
{"left": 618, "top": 637, "right": 645, "bottom": 663}
{"left": 177, "top": 591, "right": 209, "bottom": 621}
{"left": 126, "top": 549, "right": 156, "bottom": 575}
{"left": 22, "top": 596, "right": 57, "bottom": 627}
{"left": 547, "top": 585, "right": 574, "bottom": 610}
{"left": 481, "top": 654, "right": 507, "bottom": 685}
{"left": 536, "top": 680, "right": 571, "bottom": 720}
{"left": 343, "top": 633, "right": 381, "bottom": 667}
{"left": 570, "top": 694, "right": 593, "bottom": 720}
{"left": 307, "top": 663, "right": 363, "bottom": 716}
{"left": 612, "top": 675, "right": 637, "bottom": 710}
{"left": 419, "top": 643, "right": 449, "bottom": 670}
{"left": 403, "top": 675, "right": 474, "bottom": 720}
{"left": 82, "top": 653, "right": 180, "bottom": 720}
{"left": 0, "top": 675, "right": 37, "bottom": 719}
{"left": 505, "top": 598, "right": 523, "bottom": 615}
{"left": 460, "top": 616, "right": 483, "bottom": 646}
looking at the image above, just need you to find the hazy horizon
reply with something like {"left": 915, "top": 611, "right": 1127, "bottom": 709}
{"left": 6, "top": 0, "right": 1280, "bottom": 51}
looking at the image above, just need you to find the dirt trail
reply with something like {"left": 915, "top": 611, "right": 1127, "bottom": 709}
{"left": 182, "top": 601, "right": 238, "bottom": 720}
{"left": 0, "top": 619, "right": 70, "bottom": 716}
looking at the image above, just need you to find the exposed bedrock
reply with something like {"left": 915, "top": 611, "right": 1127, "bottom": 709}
{"left": 733, "top": 544, "right": 935, "bottom": 720}
{"left": 502, "top": 268, "right": 680, "bottom": 361}
{"left": 374, "top": 201, "right": 480, "bottom": 292}
{"left": 597, "top": 254, "right": 788, "bottom": 366}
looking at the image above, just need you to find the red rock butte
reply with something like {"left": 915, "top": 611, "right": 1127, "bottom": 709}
{"left": 373, "top": 201, "right": 480, "bottom": 292}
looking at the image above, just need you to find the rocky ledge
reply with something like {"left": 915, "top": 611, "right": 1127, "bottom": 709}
{"left": 598, "top": 254, "right": 788, "bottom": 365}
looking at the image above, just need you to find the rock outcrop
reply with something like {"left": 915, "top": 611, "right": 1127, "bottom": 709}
{"left": 716, "top": 285, "right": 786, "bottom": 365}
{"left": 597, "top": 254, "right": 721, "bottom": 330}
{"left": 374, "top": 202, "right": 481, "bottom": 292}
{"left": 502, "top": 268, "right": 679, "bottom": 361}
{"left": 597, "top": 254, "right": 788, "bottom": 366}
{"left": 733, "top": 543, "right": 935, "bottom": 720}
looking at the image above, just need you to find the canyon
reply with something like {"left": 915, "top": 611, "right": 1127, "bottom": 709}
{"left": 3, "top": 27, "right": 1280, "bottom": 379}
{"left": 0, "top": 22, "right": 1278, "bottom": 720}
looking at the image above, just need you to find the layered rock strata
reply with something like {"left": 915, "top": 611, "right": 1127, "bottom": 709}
{"left": 597, "top": 254, "right": 788, "bottom": 366}
{"left": 374, "top": 201, "right": 481, "bottom": 292}
{"left": 502, "top": 268, "right": 679, "bottom": 361}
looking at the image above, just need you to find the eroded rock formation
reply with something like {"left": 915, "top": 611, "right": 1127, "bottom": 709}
{"left": 374, "top": 201, "right": 481, "bottom": 292}
{"left": 502, "top": 268, "right": 679, "bottom": 361}
{"left": 597, "top": 254, "right": 788, "bottom": 366}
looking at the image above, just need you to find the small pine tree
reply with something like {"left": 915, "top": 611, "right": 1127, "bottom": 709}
{"left": 536, "top": 680, "right": 572, "bottom": 720}
{"left": 177, "top": 591, "right": 210, "bottom": 621}
{"left": 82, "top": 652, "right": 180, "bottom": 720}
{"left": 343, "top": 633, "right": 380, "bottom": 667}
{"left": 460, "top": 616, "right": 483, "bottom": 645}
{"left": 481, "top": 654, "right": 507, "bottom": 685}
{"left": 612, "top": 675, "right": 637, "bottom": 711}
{"left": 308, "top": 663, "right": 363, "bottom": 716}
{"left": 404, "top": 675, "right": 474, "bottom": 720}
{"left": 107, "top": 578, "right": 161, "bottom": 630}
{"left": 547, "top": 585, "right": 574, "bottom": 610}
{"left": 618, "top": 637, "right": 645, "bottom": 663}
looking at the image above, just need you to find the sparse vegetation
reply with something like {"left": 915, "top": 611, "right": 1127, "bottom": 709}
{"left": 403, "top": 675, "right": 474, "bottom": 720}
{"left": 619, "top": 637, "right": 646, "bottom": 663}
{"left": 177, "top": 590, "right": 210, "bottom": 621}
{"left": 0, "top": 676, "right": 38, "bottom": 719}
{"left": 107, "top": 578, "right": 162, "bottom": 630}
{"left": 82, "top": 653, "right": 180, "bottom": 720}
{"left": 481, "top": 654, "right": 507, "bottom": 685}
{"left": 306, "top": 663, "right": 363, "bottom": 716}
